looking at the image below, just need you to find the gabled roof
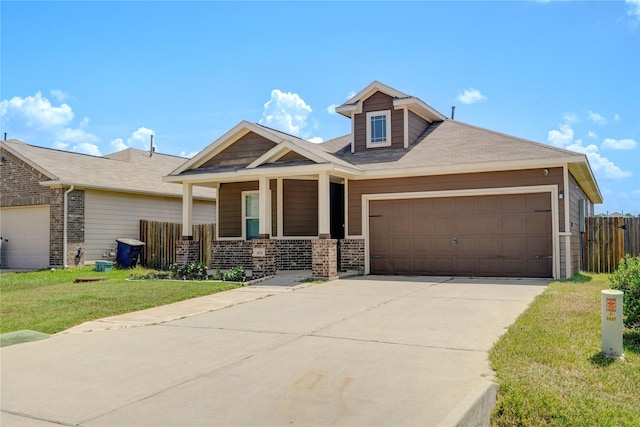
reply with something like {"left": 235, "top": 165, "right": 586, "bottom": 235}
{"left": 0, "top": 139, "right": 216, "bottom": 200}
{"left": 335, "top": 80, "right": 447, "bottom": 123}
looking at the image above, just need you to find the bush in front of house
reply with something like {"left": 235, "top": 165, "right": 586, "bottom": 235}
{"left": 610, "top": 255, "right": 640, "bottom": 330}
{"left": 170, "top": 262, "right": 208, "bottom": 281}
{"left": 223, "top": 266, "right": 245, "bottom": 282}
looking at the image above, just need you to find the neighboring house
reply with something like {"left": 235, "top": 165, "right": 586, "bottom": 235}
{"left": 165, "top": 81, "right": 601, "bottom": 280}
{"left": 0, "top": 140, "right": 216, "bottom": 269}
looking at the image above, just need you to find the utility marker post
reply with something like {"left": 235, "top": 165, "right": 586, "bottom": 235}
{"left": 601, "top": 290, "right": 623, "bottom": 358}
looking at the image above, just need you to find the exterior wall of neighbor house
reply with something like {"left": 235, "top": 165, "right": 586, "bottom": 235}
{"left": 200, "top": 132, "right": 276, "bottom": 168}
{"left": 353, "top": 92, "right": 404, "bottom": 152}
{"left": 0, "top": 148, "right": 52, "bottom": 207}
{"left": 347, "top": 167, "right": 566, "bottom": 236}
{"left": 84, "top": 189, "right": 215, "bottom": 261}
{"left": 408, "top": 111, "right": 430, "bottom": 144}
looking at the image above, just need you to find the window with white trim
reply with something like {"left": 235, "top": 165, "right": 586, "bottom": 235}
{"left": 366, "top": 110, "right": 392, "bottom": 148}
{"left": 243, "top": 191, "right": 259, "bottom": 240}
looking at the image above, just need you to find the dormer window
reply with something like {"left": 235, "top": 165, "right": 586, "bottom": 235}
{"left": 366, "top": 110, "right": 391, "bottom": 148}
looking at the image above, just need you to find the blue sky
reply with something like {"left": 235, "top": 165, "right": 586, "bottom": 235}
{"left": 1, "top": 1, "right": 639, "bottom": 215}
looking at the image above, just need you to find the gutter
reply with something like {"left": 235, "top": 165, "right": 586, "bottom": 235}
{"left": 63, "top": 185, "right": 74, "bottom": 268}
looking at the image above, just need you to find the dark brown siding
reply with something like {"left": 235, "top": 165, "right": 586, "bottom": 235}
{"left": 354, "top": 92, "right": 404, "bottom": 152}
{"left": 218, "top": 181, "right": 258, "bottom": 238}
{"left": 348, "top": 168, "right": 564, "bottom": 236}
{"left": 277, "top": 151, "right": 307, "bottom": 162}
{"left": 283, "top": 179, "right": 318, "bottom": 236}
{"left": 200, "top": 132, "right": 276, "bottom": 169}
{"left": 408, "top": 110, "right": 429, "bottom": 144}
{"left": 567, "top": 171, "right": 589, "bottom": 275}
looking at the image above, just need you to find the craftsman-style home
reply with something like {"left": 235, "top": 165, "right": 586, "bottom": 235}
{"left": 165, "top": 81, "right": 601, "bottom": 280}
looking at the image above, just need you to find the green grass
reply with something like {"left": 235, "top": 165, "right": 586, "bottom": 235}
{"left": 490, "top": 272, "right": 640, "bottom": 426}
{"left": 0, "top": 266, "right": 240, "bottom": 334}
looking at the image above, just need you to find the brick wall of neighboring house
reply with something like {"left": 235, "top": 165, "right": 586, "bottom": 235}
{"left": 339, "top": 239, "right": 365, "bottom": 272}
{"left": 0, "top": 149, "right": 52, "bottom": 207}
{"left": 49, "top": 188, "right": 85, "bottom": 267}
{"left": 211, "top": 241, "right": 253, "bottom": 270}
{"left": 276, "top": 239, "right": 312, "bottom": 270}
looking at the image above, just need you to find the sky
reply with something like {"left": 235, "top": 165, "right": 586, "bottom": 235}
{"left": 1, "top": 1, "right": 639, "bottom": 215}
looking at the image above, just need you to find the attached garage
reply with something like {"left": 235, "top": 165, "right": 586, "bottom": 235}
{"left": 368, "top": 192, "right": 553, "bottom": 278}
{"left": 0, "top": 205, "right": 50, "bottom": 269}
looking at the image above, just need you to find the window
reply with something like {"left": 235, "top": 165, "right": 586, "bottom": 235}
{"left": 243, "top": 192, "right": 259, "bottom": 240}
{"left": 366, "top": 110, "right": 392, "bottom": 148}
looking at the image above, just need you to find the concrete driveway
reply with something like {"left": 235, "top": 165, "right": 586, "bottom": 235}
{"left": 0, "top": 276, "right": 548, "bottom": 427}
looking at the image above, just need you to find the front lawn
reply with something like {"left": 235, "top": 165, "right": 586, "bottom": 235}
{"left": 490, "top": 272, "right": 640, "bottom": 426}
{"left": 0, "top": 266, "right": 240, "bottom": 334}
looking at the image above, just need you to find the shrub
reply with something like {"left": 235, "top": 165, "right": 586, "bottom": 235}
{"left": 223, "top": 266, "right": 245, "bottom": 282}
{"left": 610, "top": 255, "right": 640, "bottom": 330}
{"left": 170, "top": 262, "right": 208, "bottom": 281}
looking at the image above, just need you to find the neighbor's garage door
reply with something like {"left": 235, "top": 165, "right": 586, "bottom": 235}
{"left": 0, "top": 205, "right": 50, "bottom": 269}
{"left": 369, "top": 193, "right": 552, "bottom": 277}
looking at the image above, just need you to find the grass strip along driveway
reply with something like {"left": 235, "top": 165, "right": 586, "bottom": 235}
{"left": 0, "top": 267, "right": 239, "bottom": 335}
{"left": 490, "top": 273, "right": 640, "bottom": 426}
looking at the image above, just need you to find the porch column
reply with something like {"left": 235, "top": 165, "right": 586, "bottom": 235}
{"left": 258, "top": 176, "right": 271, "bottom": 239}
{"left": 318, "top": 171, "right": 331, "bottom": 239}
{"left": 182, "top": 182, "right": 193, "bottom": 238}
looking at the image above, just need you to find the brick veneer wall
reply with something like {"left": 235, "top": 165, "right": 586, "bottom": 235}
{"left": 176, "top": 240, "right": 200, "bottom": 265}
{"left": 277, "top": 239, "right": 312, "bottom": 270}
{"left": 0, "top": 148, "right": 52, "bottom": 207}
{"left": 252, "top": 239, "right": 276, "bottom": 278}
{"left": 312, "top": 239, "right": 338, "bottom": 280}
{"left": 211, "top": 241, "right": 253, "bottom": 269}
{"left": 339, "top": 239, "right": 365, "bottom": 272}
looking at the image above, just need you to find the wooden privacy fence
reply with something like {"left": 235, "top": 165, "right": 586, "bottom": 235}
{"left": 139, "top": 220, "right": 215, "bottom": 269}
{"left": 583, "top": 217, "right": 640, "bottom": 273}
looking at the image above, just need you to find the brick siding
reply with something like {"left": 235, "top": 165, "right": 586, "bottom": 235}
{"left": 277, "top": 239, "right": 312, "bottom": 270}
{"left": 339, "top": 239, "right": 365, "bottom": 272}
{"left": 312, "top": 239, "right": 338, "bottom": 279}
{"left": 176, "top": 240, "right": 200, "bottom": 265}
{"left": 211, "top": 241, "right": 253, "bottom": 270}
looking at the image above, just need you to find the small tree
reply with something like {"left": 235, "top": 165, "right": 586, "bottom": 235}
{"left": 610, "top": 255, "right": 640, "bottom": 330}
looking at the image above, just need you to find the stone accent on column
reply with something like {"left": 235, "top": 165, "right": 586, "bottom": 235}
{"left": 312, "top": 239, "right": 338, "bottom": 280}
{"left": 176, "top": 240, "right": 200, "bottom": 265}
{"left": 252, "top": 239, "right": 276, "bottom": 279}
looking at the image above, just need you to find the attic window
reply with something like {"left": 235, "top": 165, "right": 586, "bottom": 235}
{"left": 366, "top": 110, "right": 391, "bottom": 148}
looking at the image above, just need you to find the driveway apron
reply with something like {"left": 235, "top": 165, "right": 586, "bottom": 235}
{"left": 0, "top": 276, "right": 548, "bottom": 426}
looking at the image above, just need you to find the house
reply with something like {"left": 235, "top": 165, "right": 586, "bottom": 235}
{"left": 0, "top": 140, "right": 216, "bottom": 269}
{"left": 165, "top": 81, "right": 601, "bottom": 280}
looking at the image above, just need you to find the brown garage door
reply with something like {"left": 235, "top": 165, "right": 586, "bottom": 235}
{"left": 369, "top": 193, "right": 552, "bottom": 277}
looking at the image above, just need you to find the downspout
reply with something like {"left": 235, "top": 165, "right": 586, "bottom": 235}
{"left": 63, "top": 185, "right": 75, "bottom": 268}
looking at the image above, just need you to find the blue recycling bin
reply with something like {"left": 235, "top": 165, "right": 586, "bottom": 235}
{"left": 116, "top": 238, "right": 145, "bottom": 268}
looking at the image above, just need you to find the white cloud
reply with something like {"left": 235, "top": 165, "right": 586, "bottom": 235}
{"left": 587, "top": 110, "right": 608, "bottom": 125}
{"left": 307, "top": 136, "right": 323, "bottom": 144}
{"left": 547, "top": 123, "right": 574, "bottom": 147}
{"left": 613, "top": 113, "right": 621, "bottom": 122}
{"left": 601, "top": 138, "right": 637, "bottom": 150}
{"left": 456, "top": 88, "right": 487, "bottom": 105}
{"left": 326, "top": 104, "right": 339, "bottom": 115}
{"left": 0, "top": 92, "right": 74, "bottom": 129}
{"left": 110, "top": 138, "right": 128, "bottom": 152}
{"left": 127, "top": 127, "right": 155, "bottom": 149}
{"left": 0, "top": 91, "right": 103, "bottom": 156}
{"left": 179, "top": 150, "right": 199, "bottom": 158}
{"left": 587, "top": 131, "right": 598, "bottom": 139}
{"left": 50, "top": 89, "right": 70, "bottom": 102}
{"left": 627, "top": 0, "right": 640, "bottom": 20}
{"left": 562, "top": 113, "right": 579, "bottom": 123}
{"left": 259, "top": 89, "right": 313, "bottom": 136}
{"left": 346, "top": 90, "right": 356, "bottom": 100}
{"left": 547, "top": 121, "right": 631, "bottom": 179}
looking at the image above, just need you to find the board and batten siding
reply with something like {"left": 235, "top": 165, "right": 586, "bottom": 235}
{"left": 84, "top": 190, "right": 215, "bottom": 261}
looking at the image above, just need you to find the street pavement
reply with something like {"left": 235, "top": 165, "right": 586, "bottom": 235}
{"left": 0, "top": 275, "right": 548, "bottom": 427}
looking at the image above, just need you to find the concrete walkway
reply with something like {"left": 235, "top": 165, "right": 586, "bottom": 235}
{"left": 0, "top": 275, "right": 548, "bottom": 426}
